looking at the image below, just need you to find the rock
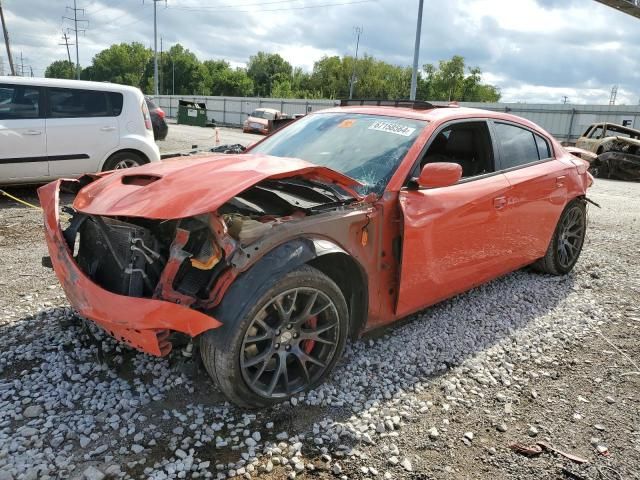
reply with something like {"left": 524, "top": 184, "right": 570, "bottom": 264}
{"left": 131, "top": 444, "right": 144, "bottom": 454}
{"left": 175, "top": 449, "right": 188, "bottom": 459}
{"left": 23, "top": 405, "right": 43, "bottom": 418}
{"left": 527, "top": 426, "right": 539, "bottom": 437}
{"left": 427, "top": 427, "right": 439, "bottom": 439}
{"left": 82, "top": 466, "right": 105, "bottom": 480}
{"left": 496, "top": 423, "right": 508, "bottom": 432}
{"left": 251, "top": 432, "right": 261, "bottom": 442}
{"left": 463, "top": 432, "right": 474, "bottom": 442}
{"left": 245, "top": 437, "right": 257, "bottom": 447}
{"left": 264, "top": 461, "right": 274, "bottom": 473}
{"left": 400, "top": 458, "right": 412, "bottom": 472}
{"left": 388, "top": 456, "right": 398, "bottom": 466}
{"left": 596, "top": 445, "right": 609, "bottom": 454}
{"left": 605, "top": 396, "right": 616, "bottom": 404}
{"left": 332, "top": 463, "right": 342, "bottom": 475}
{"left": 80, "top": 436, "right": 91, "bottom": 448}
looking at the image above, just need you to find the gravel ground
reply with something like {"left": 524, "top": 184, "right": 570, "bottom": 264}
{"left": 158, "top": 123, "right": 262, "bottom": 155}
{"left": 0, "top": 179, "right": 638, "bottom": 480}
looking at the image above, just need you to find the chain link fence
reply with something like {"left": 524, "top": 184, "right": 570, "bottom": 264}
{"left": 152, "top": 95, "right": 640, "bottom": 144}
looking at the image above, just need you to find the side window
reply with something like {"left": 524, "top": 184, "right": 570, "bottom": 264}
{"left": 48, "top": 88, "right": 110, "bottom": 118}
{"left": 589, "top": 126, "right": 604, "bottom": 139}
{"left": 0, "top": 84, "right": 41, "bottom": 120}
{"left": 534, "top": 134, "right": 551, "bottom": 159}
{"left": 494, "top": 123, "right": 540, "bottom": 169}
{"left": 420, "top": 121, "right": 494, "bottom": 178}
{"left": 109, "top": 92, "right": 124, "bottom": 116}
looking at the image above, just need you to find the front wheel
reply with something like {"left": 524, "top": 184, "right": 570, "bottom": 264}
{"left": 533, "top": 199, "right": 586, "bottom": 275}
{"left": 200, "top": 265, "right": 349, "bottom": 408}
{"left": 102, "top": 151, "right": 146, "bottom": 171}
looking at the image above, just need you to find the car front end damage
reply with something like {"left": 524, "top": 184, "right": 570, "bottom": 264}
{"left": 38, "top": 154, "right": 369, "bottom": 358}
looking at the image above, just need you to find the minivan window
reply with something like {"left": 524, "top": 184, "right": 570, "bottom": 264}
{"left": 494, "top": 123, "right": 541, "bottom": 169}
{"left": 0, "top": 84, "right": 41, "bottom": 119}
{"left": 48, "top": 88, "right": 122, "bottom": 118}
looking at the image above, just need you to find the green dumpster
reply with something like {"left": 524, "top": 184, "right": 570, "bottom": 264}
{"left": 177, "top": 100, "right": 208, "bottom": 127}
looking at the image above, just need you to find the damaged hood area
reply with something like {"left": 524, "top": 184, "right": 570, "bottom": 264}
{"left": 73, "top": 154, "right": 362, "bottom": 219}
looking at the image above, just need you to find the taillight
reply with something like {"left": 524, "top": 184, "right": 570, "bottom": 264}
{"left": 141, "top": 100, "right": 152, "bottom": 130}
{"left": 156, "top": 108, "right": 165, "bottom": 119}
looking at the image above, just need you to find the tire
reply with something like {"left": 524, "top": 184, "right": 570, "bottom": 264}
{"left": 102, "top": 151, "right": 147, "bottom": 171}
{"left": 200, "top": 265, "right": 349, "bottom": 408}
{"left": 532, "top": 199, "right": 586, "bottom": 275}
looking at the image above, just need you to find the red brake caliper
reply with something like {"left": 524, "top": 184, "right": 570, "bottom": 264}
{"left": 303, "top": 315, "right": 317, "bottom": 353}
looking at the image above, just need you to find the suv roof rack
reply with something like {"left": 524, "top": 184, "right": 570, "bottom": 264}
{"left": 339, "top": 99, "right": 438, "bottom": 110}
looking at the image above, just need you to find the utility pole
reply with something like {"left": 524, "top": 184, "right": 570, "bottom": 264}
{"left": 0, "top": 0, "right": 15, "bottom": 75}
{"left": 59, "top": 32, "right": 74, "bottom": 63}
{"left": 562, "top": 95, "right": 569, "bottom": 104}
{"left": 64, "top": 0, "right": 88, "bottom": 79}
{"left": 18, "top": 51, "right": 23, "bottom": 76}
{"left": 160, "top": 36, "right": 163, "bottom": 95}
{"left": 146, "top": 0, "right": 166, "bottom": 96}
{"left": 348, "top": 26, "right": 362, "bottom": 100}
{"left": 410, "top": 0, "right": 424, "bottom": 101}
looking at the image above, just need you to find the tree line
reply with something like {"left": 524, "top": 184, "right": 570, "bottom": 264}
{"left": 44, "top": 42, "right": 501, "bottom": 102}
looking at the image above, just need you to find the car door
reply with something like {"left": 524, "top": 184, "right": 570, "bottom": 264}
{"left": 46, "top": 87, "right": 119, "bottom": 177}
{"left": 491, "top": 121, "right": 570, "bottom": 268}
{"left": 396, "top": 120, "right": 512, "bottom": 318}
{"left": 0, "top": 83, "right": 48, "bottom": 182}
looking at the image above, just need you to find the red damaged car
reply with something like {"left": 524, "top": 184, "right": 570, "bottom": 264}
{"left": 40, "top": 100, "right": 593, "bottom": 407}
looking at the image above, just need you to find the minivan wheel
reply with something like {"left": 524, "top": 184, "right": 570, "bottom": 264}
{"left": 200, "top": 265, "right": 349, "bottom": 408}
{"left": 102, "top": 151, "right": 146, "bottom": 171}
{"left": 533, "top": 199, "right": 586, "bottom": 275}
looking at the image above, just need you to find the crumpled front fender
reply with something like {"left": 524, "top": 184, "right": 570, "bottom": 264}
{"left": 38, "top": 179, "right": 223, "bottom": 356}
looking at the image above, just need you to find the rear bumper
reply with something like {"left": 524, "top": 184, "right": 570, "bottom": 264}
{"left": 37, "top": 179, "right": 222, "bottom": 356}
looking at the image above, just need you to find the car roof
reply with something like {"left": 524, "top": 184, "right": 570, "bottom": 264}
{"left": 254, "top": 108, "right": 280, "bottom": 113}
{"left": 0, "top": 76, "right": 142, "bottom": 94}
{"left": 316, "top": 105, "right": 548, "bottom": 134}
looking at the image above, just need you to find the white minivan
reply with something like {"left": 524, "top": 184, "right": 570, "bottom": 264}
{"left": 0, "top": 77, "right": 160, "bottom": 185}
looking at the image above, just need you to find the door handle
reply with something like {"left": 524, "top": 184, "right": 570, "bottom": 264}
{"left": 100, "top": 126, "right": 116, "bottom": 132}
{"left": 24, "top": 130, "right": 42, "bottom": 135}
{"left": 555, "top": 176, "right": 566, "bottom": 187}
{"left": 493, "top": 196, "right": 507, "bottom": 210}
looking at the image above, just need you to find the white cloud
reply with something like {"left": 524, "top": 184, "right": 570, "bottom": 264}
{"left": 2, "top": 0, "right": 640, "bottom": 104}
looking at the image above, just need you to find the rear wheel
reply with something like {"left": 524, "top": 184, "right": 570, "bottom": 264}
{"left": 533, "top": 199, "right": 586, "bottom": 275}
{"left": 200, "top": 265, "right": 348, "bottom": 408}
{"left": 102, "top": 151, "right": 147, "bottom": 171}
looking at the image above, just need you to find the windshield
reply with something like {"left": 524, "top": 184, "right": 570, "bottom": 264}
{"left": 251, "top": 110, "right": 276, "bottom": 120}
{"left": 250, "top": 113, "right": 427, "bottom": 194}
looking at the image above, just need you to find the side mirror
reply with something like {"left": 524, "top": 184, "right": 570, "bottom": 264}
{"left": 416, "top": 162, "right": 462, "bottom": 188}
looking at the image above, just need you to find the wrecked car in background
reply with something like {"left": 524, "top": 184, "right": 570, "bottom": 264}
{"left": 576, "top": 122, "right": 640, "bottom": 181}
{"left": 243, "top": 107, "right": 292, "bottom": 135}
{"left": 39, "top": 100, "right": 593, "bottom": 407}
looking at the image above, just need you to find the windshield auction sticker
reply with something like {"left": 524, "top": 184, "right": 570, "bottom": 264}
{"left": 368, "top": 121, "right": 416, "bottom": 137}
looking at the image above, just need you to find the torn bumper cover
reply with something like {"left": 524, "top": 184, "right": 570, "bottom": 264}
{"left": 38, "top": 179, "right": 223, "bottom": 357}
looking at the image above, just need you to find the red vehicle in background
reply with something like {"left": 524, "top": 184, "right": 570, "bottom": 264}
{"left": 40, "top": 100, "right": 593, "bottom": 407}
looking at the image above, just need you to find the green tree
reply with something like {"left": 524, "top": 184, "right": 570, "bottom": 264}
{"left": 203, "top": 60, "right": 253, "bottom": 97}
{"left": 247, "top": 52, "right": 293, "bottom": 97}
{"left": 419, "top": 55, "right": 500, "bottom": 102}
{"left": 44, "top": 60, "right": 76, "bottom": 79}
{"left": 157, "top": 44, "right": 210, "bottom": 95}
{"left": 87, "top": 42, "right": 152, "bottom": 89}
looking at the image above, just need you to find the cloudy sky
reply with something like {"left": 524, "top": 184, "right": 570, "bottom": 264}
{"left": 2, "top": 0, "right": 640, "bottom": 104}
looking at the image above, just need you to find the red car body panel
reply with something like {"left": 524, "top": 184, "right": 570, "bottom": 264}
{"left": 73, "top": 154, "right": 361, "bottom": 219}
{"left": 39, "top": 105, "right": 593, "bottom": 357}
{"left": 39, "top": 180, "right": 223, "bottom": 356}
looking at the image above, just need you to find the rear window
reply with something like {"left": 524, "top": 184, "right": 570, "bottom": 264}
{"left": 0, "top": 84, "right": 41, "bottom": 119}
{"left": 494, "top": 123, "right": 541, "bottom": 169}
{"left": 251, "top": 110, "right": 276, "bottom": 120}
{"left": 47, "top": 88, "right": 123, "bottom": 118}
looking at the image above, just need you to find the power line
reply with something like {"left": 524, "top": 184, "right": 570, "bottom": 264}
{"left": 63, "top": 0, "right": 89, "bottom": 79}
{"left": 167, "top": 0, "right": 376, "bottom": 13}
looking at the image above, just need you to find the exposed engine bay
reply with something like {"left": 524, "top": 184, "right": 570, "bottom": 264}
{"left": 63, "top": 176, "right": 358, "bottom": 310}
